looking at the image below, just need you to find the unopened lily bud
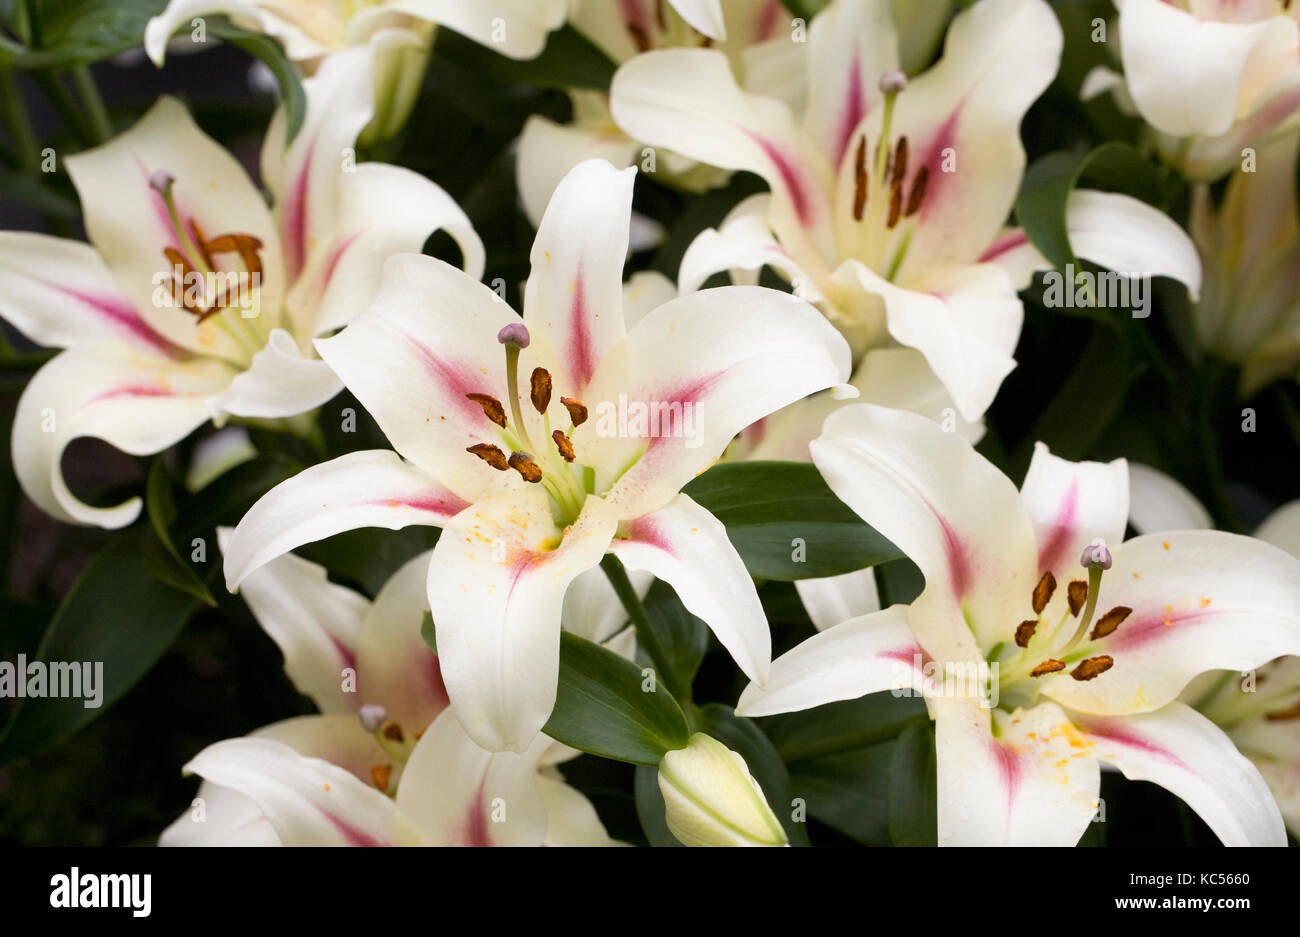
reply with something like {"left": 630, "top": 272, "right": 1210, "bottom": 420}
{"left": 657, "top": 733, "right": 788, "bottom": 847}
{"left": 1080, "top": 540, "right": 1112, "bottom": 570}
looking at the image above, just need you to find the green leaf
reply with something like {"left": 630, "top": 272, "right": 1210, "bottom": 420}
{"left": 761, "top": 692, "right": 924, "bottom": 844}
{"left": 543, "top": 630, "right": 691, "bottom": 765}
{"left": 683, "top": 461, "right": 902, "bottom": 580}
{"left": 640, "top": 580, "right": 709, "bottom": 696}
{"left": 889, "top": 717, "right": 939, "bottom": 846}
{"left": 0, "top": 525, "right": 202, "bottom": 764}
{"left": 1013, "top": 142, "right": 1170, "bottom": 274}
{"left": 419, "top": 610, "right": 437, "bottom": 655}
{"left": 297, "top": 526, "right": 438, "bottom": 598}
{"left": 433, "top": 24, "right": 617, "bottom": 92}
{"left": 143, "top": 459, "right": 215, "bottom": 607}
{"left": 695, "top": 703, "right": 809, "bottom": 845}
{"left": 3, "top": 0, "right": 164, "bottom": 68}
{"left": 204, "top": 17, "right": 307, "bottom": 143}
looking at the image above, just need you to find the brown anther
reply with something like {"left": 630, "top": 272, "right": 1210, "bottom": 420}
{"left": 1070, "top": 655, "right": 1114, "bottom": 681}
{"left": 1014, "top": 619, "right": 1037, "bottom": 649}
{"left": 1067, "top": 580, "right": 1088, "bottom": 617}
{"left": 560, "top": 396, "right": 588, "bottom": 427}
{"left": 1032, "top": 571, "right": 1057, "bottom": 615}
{"left": 627, "top": 23, "right": 651, "bottom": 52}
{"left": 530, "top": 367, "right": 552, "bottom": 413}
{"left": 381, "top": 721, "right": 404, "bottom": 742}
{"left": 852, "top": 136, "right": 868, "bottom": 222}
{"left": 1030, "top": 659, "right": 1067, "bottom": 677}
{"left": 891, "top": 136, "right": 909, "bottom": 188}
{"left": 508, "top": 452, "right": 543, "bottom": 483}
{"left": 886, "top": 185, "right": 903, "bottom": 229}
{"left": 904, "top": 166, "right": 929, "bottom": 217}
{"left": 206, "top": 233, "right": 265, "bottom": 277}
{"left": 654, "top": 0, "right": 667, "bottom": 29}
{"left": 1090, "top": 606, "right": 1131, "bottom": 641}
{"left": 466, "top": 393, "right": 507, "bottom": 428}
{"left": 189, "top": 219, "right": 215, "bottom": 270}
{"left": 370, "top": 764, "right": 393, "bottom": 791}
{"left": 1264, "top": 702, "right": 1300, "bottom": 721}
{"left": 552, "top": 429, "right": 575, "bottom": 463}
{"left": 467, "top": 443, "right": 509, "bottom": 471}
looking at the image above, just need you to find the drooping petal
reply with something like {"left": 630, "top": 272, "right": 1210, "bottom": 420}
{"left": 145, "top": 0, "right": 339, "bottom": 64}
{"left": 1256, "top": 500, "right": 1300, "bottom": 558}
{"left": 803, "top": 0, "right": 897, "bottom": 169}
{"left": 1040, "top": 530, "right": 1300, "bottom": 716}
{"left": 65, "top": 96, "right": 284, "bottom": 363}
{"left": 810, "top": 403, "right": 1038, "bottom": 661}
{"left": 159, "top": 777, "right": 281, "bottom": 846}
{"left": 312, "top": 253, "right": 523, "bottom": 503}
{"left": 1118, "top": 0, "right": 1299, "bottom": 137}
{"left": 1018, "top": 442, "right": 1129, "bottom": 590}
{"left": 354, "top": 550, "right": 449, "bottom": 733}
{"left": 521, "top": 160, "right": 636, "bottom": 393}
{"left": 620, "top": 271, "right": 679, "bottom": 330}
{"left": 610, "top": 48, "right": 837, "bottom": 271}
{"left": 515, "top": 112, "right": 642, "bottom": 229}
{"left": 667, "top": 0, "right": 726, "bottom": 40}
{"left": 428, "top": 490, "right": 619, "bottom": 753}
{"left": 223, "top": 450, "right": 468, "bottom": 591}
{"left": 582, "top": 284, "right": 851, "bottom": 519}
{"left": 218, "top": 528, "right": 368, "bottom": 714}
{"left": 206, "top": 328, "right": 343, "bottom": 419}
{"left": 794, "top": 568, "right": 881, "bottom": 632}
{"left": 0, "top": 232, "right": 170, "bottom": 354}
{"left": 833, "top": 260, "right": 1022, "bottom": 424}
{"left": 1228, "top": 715, "right": 1300, "bottom": 840}
{"left": 179, "top": 736, "right": 419, "bottom": 846}
{"left": 395, "top": 709, "right": 552, "bottom": 846}
{"left": 291, "top": 161, "right": 484, "bottom": 339}
{"left": 736, "top": 606, "right": 921, "bottom": 717}
{"left": 13, "top": 342, "right": 232, "bottom": 528}
{"left": 610, "top": 493, "right": 770, "bottom": 684}
{"left": 1073, "top": 702, "right": 1287, "bottom": 846}
{"left": 1126, "top": 462, "right": 1214, "bottom": 535}
{"left": 871, "top": 0, "right": 1062, "bottom": 274}
{"left": 934, "top": 697, "right": 1101, "bottom": 846}
{"left": 981, "top": 191, "right": 1203, "bottom": 299}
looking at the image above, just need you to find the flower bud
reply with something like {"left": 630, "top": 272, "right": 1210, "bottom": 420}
{"left": 657, "top": 733, "right": 788, "bottom": 847}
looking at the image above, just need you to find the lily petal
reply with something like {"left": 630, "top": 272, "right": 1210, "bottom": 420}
{"left": 561, "top": 564, "right": 653, "bottom": 645}
{"left": 1040, "top": 530, "right": 1300, "bottom": 716}
{"left": 810, "top": 403, "right": 1037, "bottom": 661}
{"left": 583, "top": 284, "right": 851, "bottom": 519}
{"left": 1073, "top": 702, "right": 1287, "bottom": 846}
{"left": 1019, "top": 442, "right": 1129, "bottom": 590}
{"left": 218, "top": 528, "right": 368, "bottom": 714}
{"left": 935, "top": 697, "right": 1101, "bottom": 846}
{"left": 208, "top": 328, "right": 343, "bottom": 419}
{"left": 395, "top": 708, "right": 553, "bottom": 846}
{"left": 223, "top": 449, "right": 468, "bottom": 590}
{"left": 377, "top": 0, "right": 566, "bottom": 59}
{"left": 428, "top": 490, "right": 619, "bottom": 752}
{"left": 354, "top": 550, "right": 449, "bottom": 733}
{"left": 611, "top": 492, "right": 771, "bottom": 684}
{"left": 678, "top": 193, "right": 823, "bottom": 297}
{"left": 536, "top": 773, "right": 619, "bottom": 845}
{"left": 1126, "top": 462, "right": 1214, "bottom": 535}
{"left": 736, "top": 606, "right": 920, "bottom": 717}
{"left": 515, "top": 112, "right": 641, "bottom": 229}
{"left": 522, "top": 160, "right": 636, "bottom": 392}
{"left": 146, "top": 0, "right": 337, "bottom": 64}
{"left": 795, "top": 567, "right": 882, "bottom": 633}
{"left": 13, "top": 342, "right": 232, "bottom": 528}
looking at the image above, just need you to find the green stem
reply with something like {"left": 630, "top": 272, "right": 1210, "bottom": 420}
{"left": 600, "top": 553, "right": 682, "bottom": 700}
{"left": 70, "top": 66, "right": 112, "bottom": 143}
{"left": 33, "top": 71, "right": 94, "bottom": 147}
{"left": 1195, "top": 359, "right": 1246, "bottom": 534}
{"left": 0, "top": 68, "right": 40, "bottom": 172}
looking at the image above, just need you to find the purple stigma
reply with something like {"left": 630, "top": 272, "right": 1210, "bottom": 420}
{"left": 497, "top": 322, "right": 530, "bottom": 348}
{"left": 1080, "top": 542, "right": 1113, "bottom": 570}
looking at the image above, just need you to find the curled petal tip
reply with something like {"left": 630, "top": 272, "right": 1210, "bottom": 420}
{"left": 831, "top": 383, "right": 860, "bottom": 401}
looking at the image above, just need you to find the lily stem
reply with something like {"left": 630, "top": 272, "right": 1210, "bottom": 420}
{"left": 599, "top": 553, "right": 683, "bottom": 700}
{"left": 0, "top": 68, "right": 40, "bottom": 172}
{"left": 70, "top": 66, "right": 112, "bottom": 143}
{"left": 32, "top": 71, "right": 93, "bottom": 147}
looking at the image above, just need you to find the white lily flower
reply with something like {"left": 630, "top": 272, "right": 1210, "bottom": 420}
{"left": 161, "top": 542, "right": 623, "bottom": 846}
{"left": 1188, "top": 132, "right": 1300, "bottom": 393}
{"left": 0, "top": 45, "right": 482, "bottom": 529}
{"left": 1082, "top": 0, "right": 1300, "bottom": 180}
{"left": 738, "top": 404, "right": 1300, "bottom": 845}
{"left": 658, "top": 733, "right": 788, "bottom": 846}
{"left": 610, "top": 0, "right": 1202, "bottom": 424}
{"left": 1128, "top": 464, "right": 1300, "bottom": 838}
{"left": 221, "top": 157, "right": 852, "bottom": 753}
{"left": 514, "top": 0, "right": 788, "bottom": 226}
